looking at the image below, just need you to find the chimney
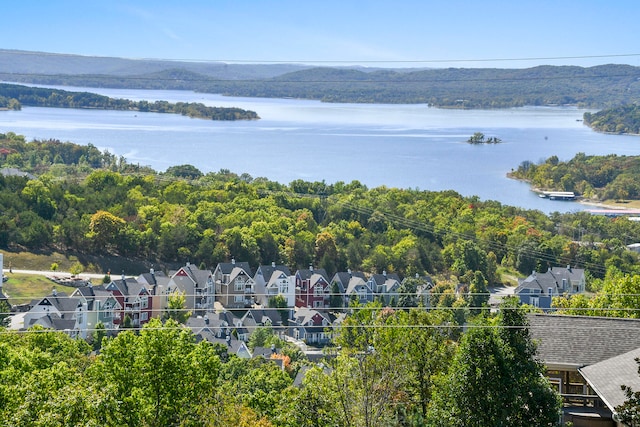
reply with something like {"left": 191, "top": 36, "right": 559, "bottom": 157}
{"left": 562, "top": 278, "right": 567, "bottom": 291}
{"left": 272, "top": 261, "right": 276, "bottom": 268}
{"left": 226, "top": 334, "right": 231, "bottom": 346}
{"left": 383, "top": 270, "right": 387, "bottom": 277}
{"left": 271, "top": 343, "right": 276, "bottom": 354}
{"left": 348, "top": 268, "right": 352, "bottom": 276}
{"left": 52, "top": 288, "right": 57, "bottom": 297}
{"left": 309, "top": 265, "right": 313, "bottom": 272}
{"left": 567, "top": 265, "right": 571, "bottom": 272}
{"left": 204, "top": 314, "right": 209, "bottom": 325}
{"left": 547, "top": 287, "right": 553, "bottom": 297}
{"left": 231, "top": 258, "right": 235, "bottom": 265}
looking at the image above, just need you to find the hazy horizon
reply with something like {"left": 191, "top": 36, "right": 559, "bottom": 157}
{"left": 2, "top": 1, "right": 640, "bottom": 69}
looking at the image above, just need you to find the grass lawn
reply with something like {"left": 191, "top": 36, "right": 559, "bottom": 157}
{"left": 3, "top": 273, "right": 64, "bottom": 306}
{"left": 2, "top": 251, "right": 84, "bottom": 272}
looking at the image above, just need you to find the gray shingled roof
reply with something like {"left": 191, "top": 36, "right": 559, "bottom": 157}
{"left": 579, "top": 347, "right": 640, "bottom": 414}
{"left": 527, "top": 314, "right": 640, "bottom": 368}
{"left": 345, "top": 276, "right": 370, "bottom": 295}
{"left": 216, "top": 261, "right": 252, "bottom": 276}
{"left": 516, "top": 266, "right": 584, "bottom": 296}
{"left": 37, "top": 292, "right": 82, "bottom": 320}
{"left": 297, "top": 268, "right": 329, "bottom": 281}
{"left": 256, "top": 264, "right": 291, "bottom": 280}
{"left": 32, "top": 313, "right": 76, "bottom": 331}
{"left": 0, "top": 167, "right": 36, "bottom": 179}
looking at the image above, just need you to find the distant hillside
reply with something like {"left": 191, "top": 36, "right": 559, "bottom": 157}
{"left": 0, "top": 49, "right": 310, "bottom": 79}
{"left": 1, "top": 50, "right": 640, "bottom": 108}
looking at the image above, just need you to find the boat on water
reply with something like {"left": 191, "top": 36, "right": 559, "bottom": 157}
{"left": 537, "top": 191, "right": 576, "bottom": 201}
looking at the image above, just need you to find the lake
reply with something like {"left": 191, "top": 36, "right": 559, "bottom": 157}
{"left": 1, "top": 86, "right": 639, "bottom": 214}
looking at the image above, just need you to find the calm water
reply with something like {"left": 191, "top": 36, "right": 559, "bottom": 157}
{"left": 1, "top": 86, "right": 640, "bottom": 214}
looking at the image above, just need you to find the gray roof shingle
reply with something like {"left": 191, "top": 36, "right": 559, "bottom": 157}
{"left": 527, "top": 314, "right": 640, "bottom": 368}
{"left": 579, "top": 347, "right": 640, "bottom": 413}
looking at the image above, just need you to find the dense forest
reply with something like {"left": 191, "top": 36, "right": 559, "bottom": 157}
{"left": 584, "top": 103, "right": 640, "bottom": 134}
{"left": 510, "top": 153, "right": 640, "bottom": 201}
{"left": 2, "top": 133, "right": 640, "bottom": 286}
{"left": 3, "top": 61, "right": 640, "bottom": 108}
{"left": 0, "top": 83, "right": 259, "bottom": 120}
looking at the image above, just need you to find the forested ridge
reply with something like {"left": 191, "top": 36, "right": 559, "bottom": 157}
{"left": 2, "top": 133, "right": 640, "bottom": 283}
{"left": 3, "top": 63, "right": 640, "bottom": 108}
{"left": 584, "top": 103, "right": 640, "bottom": 134}
{"left": 511, "top": 153, "right": 640, "bottom": 201}
{"left": 0, "top": 83, "right": 259, "bottom": 120}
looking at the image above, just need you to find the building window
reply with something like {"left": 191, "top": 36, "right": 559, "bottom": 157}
{"left": 314, "top": 285, "right": 324, "bottom": 296}
{"left": 141, "top": 297, "right": 148, "bottom": 309}
{"left": 234, "top": 281, "right": 243, "bottom": 291}
{"left": 531, "top": 297, "right": 539, "bottom": 308}
{"left": 313, "top": 300, "right": 323, "bottom": 308}
{"left": 234, "top": 295, "right": 244, "bottom": 303}
{"left": 141, "top": 312, "right": 148, "bottom": 321}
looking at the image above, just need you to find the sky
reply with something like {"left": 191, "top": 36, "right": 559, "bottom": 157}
{"left": 2, "top": 0, "right": 640, "bottom": 68}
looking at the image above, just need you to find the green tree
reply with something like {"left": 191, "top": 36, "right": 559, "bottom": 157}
{"left": 69, "top": 261, "right": 84, "bottom": 276}
{"left": 92, "top": 321, "right": 107, "bottom": 351}
{"left": 86, "top": 210, "right": 126, "bottom": 250}
{"left": 467, "top": 270, "right": 489, "bottom": 315}
{"left": 20, "top": 179, "right": 56, "bottom": 219}
{"left": 165, "top": 290, "right": 191, "bottom": 324}
{"left": 90, "top": 318, "right": 221, "bottom": 427}
{"left": 268, "top": 294, "right": 290, "bottom": 324}
{"left": 428, "top": 298, "right": 561, "bottom": 426}
{"left": 329, "top": 281, "right": 344, "bottom": 310}
{"left": 248, "top": 327, "right": 274, "bottom": 351}
{"left": 164, "top": 164, "right": 203, "bottom": 180}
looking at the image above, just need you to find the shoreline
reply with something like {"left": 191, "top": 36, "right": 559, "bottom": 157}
{"left": 508, "top": 174, "right": 640, "bottom": 210}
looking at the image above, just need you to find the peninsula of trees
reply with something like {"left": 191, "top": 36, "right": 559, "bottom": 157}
{"left": 511, "top": 153, "right": 640, "bottom": 201}
{"left": 0, "top": 83, "right": 259, "bottom": 120}
{"left": 583, "top": 104, "right": 640, "bottom": 134}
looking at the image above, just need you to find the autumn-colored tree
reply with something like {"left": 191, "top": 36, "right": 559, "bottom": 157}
{"left": 87, "top": 210, "right": 126, "bottom": 250}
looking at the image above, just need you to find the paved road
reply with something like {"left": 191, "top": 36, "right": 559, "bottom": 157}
{"left": 3, "top": 269, "right": 118, "bottom": 279}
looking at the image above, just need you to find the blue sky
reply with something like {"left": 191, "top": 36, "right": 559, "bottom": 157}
{"left": 3, "top": 0, "right": 640, "bottom": 68}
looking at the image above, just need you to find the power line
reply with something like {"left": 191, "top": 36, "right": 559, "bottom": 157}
{"left": 6, "top": 49, "right": 640, "bottom": 65}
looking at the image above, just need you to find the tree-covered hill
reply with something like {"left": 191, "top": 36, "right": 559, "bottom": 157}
{"left": 2, "top": 49, "right": 640, "bottom": 108}
{"left": 0, "top": 48, "right": 311, "bottom": 79}
{"left": 2, "top": 133, "right": 640, "bottom": 281}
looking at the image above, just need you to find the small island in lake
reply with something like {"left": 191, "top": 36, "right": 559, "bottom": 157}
{"left": 466, "top": 132, "right": 502, "bottom": 144}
